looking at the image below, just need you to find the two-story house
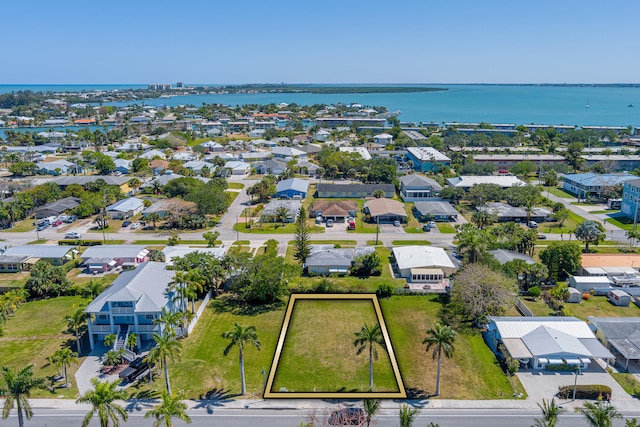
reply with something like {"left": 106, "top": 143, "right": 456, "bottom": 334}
{"left": 399, "top": 174, "right": 443, "bottom": 202}
{"left": 86, "top": 262, "right": 177, "bottom": 350}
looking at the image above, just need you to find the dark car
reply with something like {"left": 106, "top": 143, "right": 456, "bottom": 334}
{"left": 328, "top": 408, "right": 365, "bottom": 425}
{"left": 122, "top": 221, "right": 132, "bottom": 227}
{"left": 119, "top": 357, "right": 148, "bottom": 382}
{"left": 538, "top": 234, "right": 547, "bottom": 240}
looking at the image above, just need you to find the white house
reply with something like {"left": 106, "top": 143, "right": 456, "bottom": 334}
{"left": 392, "top": 245, "right": 457, "bottom": 291}
{"left": 224, "top": 161, "right": 251, "bottom": 175}
{"left": 106, "top": 197, "right": 145, "bottom": 219}
{"left": 374, "top": 133, "right": 393, "bottom": 145}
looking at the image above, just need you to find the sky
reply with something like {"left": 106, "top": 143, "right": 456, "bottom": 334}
{"left": 2, "top": 0, "right": 640, "bottom": 84}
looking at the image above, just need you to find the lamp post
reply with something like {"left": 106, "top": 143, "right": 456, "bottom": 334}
{"left": 261, "top": 366, "right": 267, "bottom": 395}
{"left": 236, "top": 215, "right": 239, "bottom": 243}
{"left": 572, "top": 367, "right": 581, "bottom": 401}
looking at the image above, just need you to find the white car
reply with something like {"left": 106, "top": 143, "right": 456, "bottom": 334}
{"left": 64, "top": 232, "right": 81, "bottom": 239}
{"left": 130, "top": 223, "right": 140, "bottom": 230}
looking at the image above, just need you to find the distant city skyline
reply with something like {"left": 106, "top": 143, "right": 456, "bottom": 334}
{"left": 2, "top": 0, "right": 639, "bottom": 84}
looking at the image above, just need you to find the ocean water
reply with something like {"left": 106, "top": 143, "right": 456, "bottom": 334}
{"left": 1, "top": 84, "right": 640, "bottom": 127}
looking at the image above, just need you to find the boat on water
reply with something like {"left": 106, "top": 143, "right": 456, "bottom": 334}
{"left": 585, "top": 100, "right": 590, "bottom": 108}
{"left": 629, "top": 104, "right": 635, "bottom": 107}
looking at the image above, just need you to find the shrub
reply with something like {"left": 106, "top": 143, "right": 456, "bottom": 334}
{"left": 557, "top": 384, "right": 612, "bottom": 400}
{"left": 582, "top": 293, "right": 591, "bottom": 300}
{"left": 527, "top": 286, "right": 541, "bottom": 299}
{"left": 376, "top": 283, "right": 395, "bottom": 298}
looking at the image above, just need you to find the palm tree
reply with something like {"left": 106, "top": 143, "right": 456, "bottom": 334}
{"left": 575, "top": 401, "right": 622, "bottom": 427}
{"left": 50, "top": 348, "right": 78, "bottom": 388}
{"left": 126, "top": 333, "right": 137, "bottom": 352}
{"left": 399, "top": 404, "right": 419, "bottom": 427}
{"left": 76, "top": 378, "right": 128, "bottom": 427}
{"left": 423, "top": 323, "right": 456, "bottom": 397}
{"left": 146, "top": 212, "right": 162, "bottom": 229}
{"left": 184, "top": 270, "right": 205, "bottom": 314}
{"left": 353, "top": 323, "right": 385, "bottom": 390}
{"left": 154, "top": 307, "right": 184, "bottom": 337}
{"left": 1, "top": 365, "right": 45, "bottom": 427}
{"left": 144, "top": 390, "right": 192, "bottom": 427}
{"left": 532, "top": 398, "right": 564, "bottom": 427}
{"left": 363, "top": 397, "right": 381, "bottom": 427}
{"left": 222, "top": 323, "right": 261, "bottom": 395}
{"left": 456, "top": 224, "right": 489, "bottom": 263}
{"left": 146, "top": 333, "right": 182, "bottom": 395}
{"left": 65, "top": 306, "right": 87, "bottom": 354}
{"left": 275, "top": 206, "right": 289, "bottom": 224}
{"left": 168, "top": 270, "right": 189, "bottom": 313}
{"left": 104, "top": 333, "right": 116, "bottom": 348}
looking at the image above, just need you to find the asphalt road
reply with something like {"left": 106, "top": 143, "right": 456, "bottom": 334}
{"left": 9, "top": 408, "right": 640, "bottom": 427}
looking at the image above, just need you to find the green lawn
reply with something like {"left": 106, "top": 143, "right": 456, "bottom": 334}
{"left": 538, "top": 210, "right": 585, "bottom": 234}
{"left": 591, "top": 210, "right": 619, "bottom": 215}
{"left": 391, "top": 240, "right": 432, "bottom": 246}
{"left": 0, "top": 295, "right": 90, "bottom": 398}
{"left": 381, "top": 296, "right": 525, "bottom": 399}
{"left": 522, "top": 296, "right": 640, "bottom": 320}
{"left": 436, "top": 223, "right": 457, "bottom": 234}
{"left": 402, "top": 203, "right": 424, "bottom": 234}
{"left": 227, "top": 182, "right": 245, "bottom": 190}
{"left": 272, "top": 299, "right": 399, "bottom": 393}
{"left": 544, "top": 187, "right": 577, "bottom": 199}
{"left": 307, "top": 240, "right": 357, "bottom": 246}
{"left": 610, "top": 373, "right": 640, "bottom": 395}
{"left": 605, "top": 215, "right": 636, "bottom": 231}
{"left": 10, "top": 218, "right": 35, "bottom": 232}
{"left": 0, "top": 272, "right": 29, "bottom": 290}
{"left": 234, "top": 221, "right": 325, "bottom": 234}
{"left": 132, "top": 240, "right": 209, "bottom": 245}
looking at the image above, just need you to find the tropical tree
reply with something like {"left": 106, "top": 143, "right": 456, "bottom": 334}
{"left": 144, "top": 390, "right": 192, "bottom": 427}
{"left": 222, "top": 323, "right": 261, "bottom": 395}
{"left": 203, "top": 230, "right": 220, "bottom": 248}
{"left": 353, "top": 323, "right": 385, "bottom": 390}
{"left": 423, "top": 323, "right": 456, "bottom": 396}
{"left": 531, "top": 398, "right": 564, "bottom": 427}
{"left": 76, "top": 378, "right": 128, "bottom": 427}
{"left": 65, "top": 306, "right": 87, "bottom": 354}
{"left": 471, "top": 210, "right": 493, "bottom": 229}
{"left": 168, "top": 270, "right": 189, "bottom": 312}
{"left": 363, "top": 397, "right": 381, "bottom": 427}
{"left": 103, "top": 333, "right": 116, "bottom": 348}
{"left": 456, "top": 224, "right": 490, "bottom": 263}
{"left": 575, "top": 401, "right": 621, "bottom": 427}
{"left": 627, "top": 229, "right": 640, "bottom": 248}
{"left": 293, "top": 206, "right": 311, "bottom": 265}
{"left": 126, "top": 333, "right": 137, "bottom": 351}
{"left": 399, "top": 404, "right": 419, "bottom": 427}
{"left": 275, "top": 206, "right": 289, "bottom": 224}
{"left": 575, "top": 220, "right": 606, "bottom": 252}
{"left": 146, "top": 212, "right": 162, "bottom": 229}
{"left": 1, "top": 365, "right": 45, "bottom": 427}
{"left": 146, "top": 333, "right": 182, "bottom": 395}
{"left": 154, "top": 307, "right": 184, "bottom": 337}
{"left": 49, "top": 348, "right": 78, "bottom": 388}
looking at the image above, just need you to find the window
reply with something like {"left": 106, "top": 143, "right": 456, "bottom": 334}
{"left": 145, "top": 314, "right": 155, "bottom": 320}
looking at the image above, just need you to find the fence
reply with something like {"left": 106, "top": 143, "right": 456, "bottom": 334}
{"left": 516, "top": 297, "right": 534, "bottom": 317}
{"left": 187, "top": 290, "right": 211, "bottom": 335}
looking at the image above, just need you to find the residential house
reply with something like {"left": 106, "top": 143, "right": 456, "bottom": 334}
{"left": 609, "top": 289, "right": 631, "bottom": 306}
{"left": 296, "top": 144, "right": 322, "bottom": 155}
{"left": 36, "top": 160, "right": 74, "bottom": 175}
{"left": 569, "top": 276, "right": 614, "bottom": 294}
{"left": 399, "top": 174, "right": 443, "bottom": 201}
{"left": 488, "top": 249, "right": 536, "bottom": 265}
{"left": 117, "top": 142, "right": 150, "bottom": 152}
{"left": 484, "top": 317, "right": 613, "bottom": 370}
{"left": 52, "top": 176, "right": 131, "bottom": 192}
{"left": 446, "top": 175, "right": 525, "bottom": 190}
{"left": 582, "top": 155, "right": 640, "bottom": 172}
{"left": 296, "top": 160, "right": 320, "bottom": 176}
{"left": 223, "top": 161, "right": 251, "bottom": 175}
{"left": 106, "top": 197, "right": 145, "bottom": 219}
{"left": 316, "top": 183, "right": 395, "bottom": 198}
{"left": 34, "top": 197, "right": 81, "bottom": 219}
{"left": 339, "top": 146, "right": 372, "bottom": 160}
{"left": 261, "top": 200, "right": 301, "bottom": 223}
{"left": 305, "top": 245, "right": 375, "bottom": 275}
{"left": 139, "top": 149, "right": 167, "bottom": 160}
{"left": 114, "top": 159, "right": 132, "bottom": 175}
{"left": 239, "top": 152, "right": 271, "bottom": 162}
{"left": 142, "top": 199, "right": 196, "bottom": 219}
{"left": 81, "top": 245, "right": 149, "bottom": 273}
{"left": 315, "top": 129, "right": 330, "bottom": 141}
{"left": 621, "top": 178, "right": 640, "bottom": 221}
{"left": 183, "top": 160, "right": 213, "bottom": 175}
{"left": 271, "top": 146, "right": 306, "bottom": 160}
{"left": 363, "top": 198, "right": 407, "bottom": 223}
{"left": 200, "top": 141, "right": 224, "bottom": 152}
{"left": 477, "top": 202, "right": 551, "bottom": 223}
{"left": 412, "top": 201, "right": 459, "bottom": 222}
{"left": 406, "top": 147, "right": 451, "bottom": 172}
{"left": 171, "top": 151, "right": 196, "bottom": 162}
{"left": 275, "top": 178, "right": 309, "bottom": 200}
{"left": 392, "top": 246, "right": 457, "bottom": 279}
{"left": 374, "top": 133, "right": 393, "bottom": 145}
{"left": 1, "top": 245, "right": 77, "bottom": 270}
{"left": 254, "top": 159, "right": 287, "bottom": 175}
{"left": 162, "top": 246, "right": 226, "bottom": 267}
{"left": 149, "top": 159, "right": 170, "bottom": 174}
{"left": 310, "top": 200, "right": 357, "bottom": 222}
{"left": 471, "top": 154, "right": 565, "bottom": 169}
{"left": 588, "top": 317, "right": 640, "bottom": 371}
{"left": 563, "top": 173, "right": 635, "bottom": 200}
{"left": 85, "top": 262, "right": 177, "bottom": 349}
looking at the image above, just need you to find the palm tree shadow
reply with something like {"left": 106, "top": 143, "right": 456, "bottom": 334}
{"left": 193, "top": 388, "right": 239, "bottom": 412}
{"left": 125, "top": 389, "right": 159, "bottom": 412}
{"left": 209, "top": 295, "right": 284, "bottom": 316}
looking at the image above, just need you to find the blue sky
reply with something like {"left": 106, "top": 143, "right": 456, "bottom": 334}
{"left": 3, "top": 0, "right": 639, "bottom": 84}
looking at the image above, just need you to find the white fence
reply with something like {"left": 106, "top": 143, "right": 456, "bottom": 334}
{"left": 187, "top": 290, "right": 211, "bottom": 335}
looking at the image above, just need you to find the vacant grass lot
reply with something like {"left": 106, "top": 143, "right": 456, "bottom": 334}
{"left": 545, "top": 187, "right": 577, "bottom": 199}
{"left": 436, "top": 223, "right": 457, "bottom": 234}
{"left": 234, "top": 221, "right": 325, "bottom": 234}
{"left": 605, "top": 214, "right": 636, "bottom": 231}
{"left": 538, "top": 210, "right": 585, "bottom": 234}
{"left": 10, "top": 218, "right": 35, "bottom": 232}
{"left": 0, "top": 295, "right": 89, "bottom": 398}
{"left": 227, "top": 182, "right": 245, "bottom": 190}
{"left": 272, "top": 299, "right": 399, "bottom": 393}
{"left": 523, "top": 296, "right": 640, "bottom": 320}
{"left": 166, "top": 294, "right": 524, "bottom": 399}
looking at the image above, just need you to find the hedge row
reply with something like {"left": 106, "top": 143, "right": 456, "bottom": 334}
{"left": 58, "top": 239, "right": 103, "bottom": 246}
{"left": 557, "top": 385, "right": 612, "bottom": 400}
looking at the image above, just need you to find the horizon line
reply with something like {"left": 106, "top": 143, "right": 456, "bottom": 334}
{"left": 3, "top": 82, "right": 640, "bottom": 86}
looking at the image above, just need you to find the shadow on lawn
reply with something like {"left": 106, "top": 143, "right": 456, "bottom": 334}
{"left": 193, "top": 388, "right": 239, "bottom": 413}
{"left": 209, "top": 295, "right": 284, "bottom": 316}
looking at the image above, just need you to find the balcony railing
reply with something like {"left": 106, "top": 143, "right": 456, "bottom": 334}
{"left": 90, "top": 324, "right": 112, "bottom": 333}
{"left": 111, "top": 307, "right": 134, "bottom": 314}
{"left": 136, "top": 324, "right": 160, "bottom": 332}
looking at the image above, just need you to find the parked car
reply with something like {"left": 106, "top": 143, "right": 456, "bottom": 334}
{"left": 130, "top": 223, "right": 140, "bottom": 230}
{"left": 119, "top": 357, "right": 149, "bottom": 382}
{"left": 65, "top": 215, "right": 77, "bottom": 223}
{"left": 348, "top": 221, "right": 356, "bottom": 230}
{"left": 423, "top": 224, "right": 431, "bottom": 232}
{"left": 328, "top": 408, "right": 365, "bottom": 425}
{"left": 326, "top": 219, "right": 334, "bottom": 228}
{"left": 428, "top": 221, "right": 437, "bottom": 227}
{"left": 122, "top": 221, "right": 132, "bottom": 227}
{"left": 64, "top": 232, "right": 81, "bottom": 239}
{"left": 393, "top": 220, "right": 401, "bottom": 227}
{"left": 528, "top": 221, "right": 538, "bottom": 229}
{"left": 538, "top": 234, "right": 547, "bottom": 240}
{"left": 37, "top": 224, "right": 48, "bottom": 231}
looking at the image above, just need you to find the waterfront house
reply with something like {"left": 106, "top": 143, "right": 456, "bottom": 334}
{"left": 316, "top": 183, "right": 395, "bottom": 198}
{"left": 484, "top": 316, "right": 613, "bottom": 370}
{"left": 275, "top": 178, "right": 309, "bottom": 199}
{"left": 399, "top": 174, "right": 443, "bottom": 201}
{"left": 106, "top": 197, "right": 145, "bottom": 220}
{"left": 85, "top": 262, "right": 177, "bottom": 350}
{"left": 406, "top": 147, "right": 451, "bottom": 172}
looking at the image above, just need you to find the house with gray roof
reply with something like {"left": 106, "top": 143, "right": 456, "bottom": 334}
{"left": 52, "top": 175, "right": 131, "bottom": 189}
{"left": 488, "top": 249, "right": 536, "bottom": 265}
{"left": 254, "top": 159, "right": 287, "bottom": 175}
{"left": 86, "top": 262, "right": 178, "bottom": 349}
{"left": 275, "top": 178, "right": 309, "bottom": 199}
{"left": 114, "top": 158, "right": 132, "bottom": 174}
{"left": 261, "top": 200, "right": 301, "bottom": 223}
{"left": 588, "top": 317, "right": 640, "bottom": 371}
{"left": 1, "top": 245, "right": 77, "bottom": 270}
{"left": 305, "top": 245, "right": 375, "bottom": 275}
{"left": 485, "top": 317, "right": 614, "bottom": 370}
{"left": 316, "top": 183, "right": 395, "bottom": 198}
{"left": 412, "top": 201, "right": 459, "bottom": 222}
{"left": 106, "top": 197, "right": 145, "bottom": 219}
{"left": 271, "top": 146, "right": 306, "bottom": 160}
{"left": 399, "top": 174, "right": 443, "bottom": 202}
{"left": 81, "top": 245, "right": 149, "bottom": 273}
{"left": 477, "top": 202, "right": 551, "bottom": 223}
{"left": 34, "top": 196, "right": 81, "bottom": 219}
{"left": 447, "top": 175, "right": 525, "bottom": 190}
{"left": 36, "top": 160, "right": 74, "bottom": 175}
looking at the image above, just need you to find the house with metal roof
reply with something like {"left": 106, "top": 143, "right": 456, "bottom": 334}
{"left": 477, "top": 202, "right": 551, "bottom": 223}
{"left": 485, "top": 317, "right": 614, "bottom": 370}
{"left": 392, "top": 245, "right": 458, "bottom": 282}
{"left": 563, "top": 173, "right": 635, "bottom": 200}
{"left": 86, "top": 262, "right": 178, "bottom": 350}
{"left": 223, "top": 160, "right": 251, "bottom": 175}
{"left": 139, "top": 149, "right": 167, "bottom": 160}
{"left": 588, "top": 317, "right": 640, "bottom": 371}
{"left": 81, "top": 245, "right": 149, "bottom": 273}
{"left": 488, "top": 249, "right": 536, "bottom": 265}
{"left": 275, "top": 178, "right": 309, "bottom": 199}
{"left": 339, "top": 146, "right": 372, "bottom": 160}
{"left": 305, "top": 245, "right": 375, "bottom": 275}
{"left": 412, "top": 201, "right": 459, "bottom": 222}
{"left": 106, "top": 197, "right": 145, "bottom": 219}
{"left": 114, "top": 158, "right": 132, "bottom": 174}
{"left": 316, "top": 183, "right": 395, "bottom": 198}
{"left": 261, "top": 200, "right": 301, "bottom": 223}
{"left": 399, "top": 174, "right": 443, "bottom": 201}
{"left": 406, "top": 147, "right": 451, "bottom": 172}
{"left": 271, "top": 146, "right": 306, "bottom": 160}
{"left": 254, "top": 159, "right": 287, "bottom": 175}
{"left": 34, "top": 196, "right": 81, "bottom": 219}
{"left": 36, "top": 160, "right": 75, "bottom": 175}
{"left": 183, "top": 160, "right": 212, "bottom": 174}
{"left": 2, "top": 245, "right": 77, "bottom": 268}
{"left": 447, "top": 175, "right": 525, "bottom": 190}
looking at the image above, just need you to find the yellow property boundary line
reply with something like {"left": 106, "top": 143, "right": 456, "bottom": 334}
{"left": 264, "top": 293, "right": 407, "bottom": 399}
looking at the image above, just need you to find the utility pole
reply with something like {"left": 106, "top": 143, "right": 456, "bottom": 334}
{"left": 375, "top": 216, "right": 379, "bottom": 245}
{"left": 236, "top": 215, "right": 239, "bottom": 243}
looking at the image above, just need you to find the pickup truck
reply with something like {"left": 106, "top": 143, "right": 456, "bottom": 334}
{"left": 119, "top": 357, "right": 149, "bottom": 382}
